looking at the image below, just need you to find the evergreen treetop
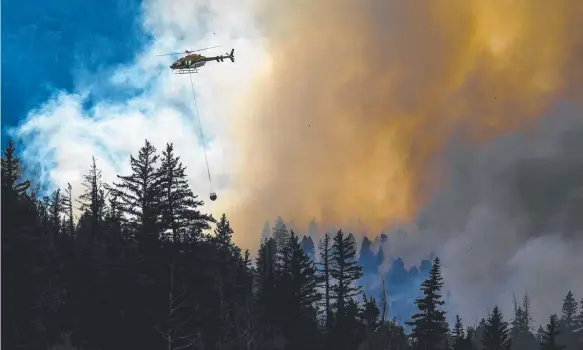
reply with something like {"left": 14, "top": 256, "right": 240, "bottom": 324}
{"left": 406, "top": 256, "right": 448, "bottom": 350}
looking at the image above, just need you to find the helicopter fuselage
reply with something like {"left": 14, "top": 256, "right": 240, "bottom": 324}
{"left": 169, "top": 49, "right": 235, "bottom": 72}
{"left": 170, "top": 55, "right": 208, "bottom": 70}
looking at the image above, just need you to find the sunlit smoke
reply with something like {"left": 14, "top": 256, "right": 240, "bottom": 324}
{"left": 224, "top": 0, "right": 583, "bottom": 252}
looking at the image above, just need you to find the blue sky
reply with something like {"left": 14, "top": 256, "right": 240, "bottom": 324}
{"left": 2, "top": 0, "right": 267, "bottom": 208}
{"left": 2, "top": 0, "right": 151, "bottom": 146}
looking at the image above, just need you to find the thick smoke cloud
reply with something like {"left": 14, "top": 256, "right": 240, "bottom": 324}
{"left": 412, "top": 105, "right": 583, "bottom": 324}
{"left": 220, "top": 0, "right": 583, "bottom": 325}
{"left": 226, "top": 0, "right": 583, "bottom": 251}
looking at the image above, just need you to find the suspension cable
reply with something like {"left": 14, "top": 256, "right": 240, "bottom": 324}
{"left": 188, "top": 72, "right": 213, "bottom": 189}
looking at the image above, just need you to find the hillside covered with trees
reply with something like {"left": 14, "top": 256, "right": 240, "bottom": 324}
{"left": 3, "top": 139, "right": 583, "bottom": 350}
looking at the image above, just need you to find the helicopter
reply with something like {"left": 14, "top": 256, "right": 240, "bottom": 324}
{"left": 156, "top": 45, "right": 232, "bottom": 202}
{"left": 157, "top": 46, "right": 235, "bottom": 74}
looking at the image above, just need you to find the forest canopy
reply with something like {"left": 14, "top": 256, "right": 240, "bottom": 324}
{"left": 2, "top": 139, "right": 583, "bottom": 350}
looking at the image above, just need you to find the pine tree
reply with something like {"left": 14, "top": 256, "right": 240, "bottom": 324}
{"left": 379, "top": 274, "right": 388, "bottom": 324}
{"left": 385, "top": 318, "right": 411, "bottom": 350}
{"left": 213, "top": 213, "right": 234, "bottom": 250}
{"left": 62, "top": 183, "right": 75, "bottom": 236}
{"left": 1, "top": 139, "right": 30, "bottom": 197}
{"left": 406, "top": 256, "right": 448, "bottom": 350}
{"left": 203, "top": 213, "right": 246, "bottom": 349}
{"left": 276, "top": 231, "right": 320, "bottom": 348}
{"left": 453, "top": 314, "right": 466, "bottom": 350}
{"left": 278, "top": 232, "right": 319, "bottom": 311}
{"left": 38, "top": 195, "right": 51, "bottom": 237}
{"left": 316, "top": 232, "right": 334, "bottom": 329}
{"left": 360, "top": 294, "right": 381, "bottom": 331}
{"left": 576, "top": 298, "right": 583, "bottom": 341}
{"left": 481, "top": 306, "right": 511, "bottom": 350}
{"left": 300, "top": 235, "right": 316, "bottom": 262}
{"left": 537, "top": 326, "right": 546, "bottom": 343}
{"left": 557, "top": 291, "right": 580, "bottom": 349}
{"left": 103, "top": 192, "right": 124, "bottom": 241}
{"left": 358, "top": 236, "right": 378, "bottom": 275}
{"left": 255, "top": 237, "right": 278, "bottom": 334}
{"left": 78, "top": 157, "right": 106, "bottom": 240}
{"left": 561, "top": 291, "right": 578, "bottom": 328}
{"left": 522, "top": 292, "right": 533, "bottom": 332}
{"left": 511, "top": 294, "right": 524, "bottom": 335}
{"left": 48, "top": 189, "right": 65, "bottom": 239}
{"left": 330, "top": 230, "right": 363, "bottom": 318}
{"left": 329, "top": 231, "right": 364, "bottom": 350}
{"left": 540, "top": 314, "right": 566, "bottom": 350}
{"left": 112, "top": 140, "right": 164, "bottom": 245}
{"left": 2, "top": 140, "right": 48, "bottom": 349}
{"left": 154, "top": 256, "right": 196, "bottom": 350}
{"left": 272, "top": 216, "right": 290, "bottom": 253}
{"left": 510, "top": 292, "right": 539, "bottom": 350}
{"left": 159, "top": 143, "right": 213, "bottom": 243}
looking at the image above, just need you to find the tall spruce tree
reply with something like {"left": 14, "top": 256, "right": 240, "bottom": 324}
{"left": 330, "top": 230, "right": 363, "bottom": 318}
{"left": 78, "top": 157, "right": 106, "bottom": 240}
{"left": 540, "top": 314, "right": 566, "bottom": 350}
{"left": 330, "top": 230, "right": 364, "bottom": 350}
{"left": 112, "top": 140, "right": 164, "bottom": 246}
{"left": 1, "top": 139, "right": 30, "bottom": 197}
{"left": 406, "top": 256, "right": 448, "bottom": 350}
{"left": 481, "top": 306, "right": 511, "bottom": 350}
{"left": 272, "top": 216, "right": 290, "bottom": 253}
{"left": 317, "top": 232, "right": 334, "bottom": 329}
{"left": 48, "top": 189, "right": 65, "bottom": 240}
{"left": 561, "top": 291, "right": 578, "bottom": 328}
{"left": 511, "top": 294, "right": 525, "bottom": 336}
{"left": 103, "top": 192, "right": 124, "bottom": 241}
{"left": 255, "top": 237, "right": 278, "bottom": 334}
{"left": 158, "top": 143, "right": 213, "bottom": 243}
{"left": 277, "top": 231, "right": 320, "bottom": 349}
{"left": 379, "top": 274, "right": 388, "bottom": 324}
{"left": 510, "top": 292, "right": 538, "bottom": 350}
{"left": 62, "top": 183, "right": 75, "bottom": 236}
{"left": 213, "top": 213, "right": 235, "bottom": 250}
{"left": 208, "top": 213, "right": 243, "bottom": 349}
{"left": 300, "top": 235, "right": 316, "bottom": 262}
{"left": 2, "top": 140, "right": 45, "bottom": 349}
{"left": 453, "top": 314, "right": 466, "bottom": 350}
{"left": 522, "top": 293, "right": 533, "bottom": 332}
{"left": 278, "top": 231, "right": 319, "bottom": 311}
{"left": 360, "top": 294, "right": 381, "bottom": 331}
{"left": 558, "top": 291, "right": 579, "bottom": 350}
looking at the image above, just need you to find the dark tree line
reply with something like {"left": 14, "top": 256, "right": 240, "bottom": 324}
{"left": 2, "top": 139, "right": 583, "bottom": 350}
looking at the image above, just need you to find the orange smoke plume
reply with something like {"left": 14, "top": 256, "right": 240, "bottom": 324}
{"left": 225, "top": 0, "right": 583, "bottom": 251}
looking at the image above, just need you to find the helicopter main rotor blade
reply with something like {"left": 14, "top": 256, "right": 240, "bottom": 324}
{"left": 189, "top": 45, "right": 222, "bottom": 52}
{"left": 155, "top": 45, "right": 222, "bottom": 56}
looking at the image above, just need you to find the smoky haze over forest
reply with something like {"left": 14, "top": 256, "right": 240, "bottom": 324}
{"left": 221, "top": 0, "right": 583, "bottom": 326}
{"left": 231, "top": 0, "right": 583, "bottom": 241}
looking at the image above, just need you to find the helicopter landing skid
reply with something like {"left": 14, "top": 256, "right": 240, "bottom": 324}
{"left": 173, "top": 68, "right": 199, "bottom": 74}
